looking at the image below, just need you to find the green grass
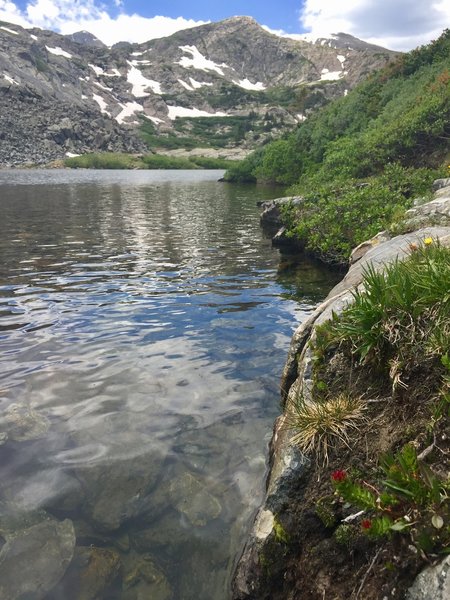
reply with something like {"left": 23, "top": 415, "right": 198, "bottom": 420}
{"left": 315, "top": 242, "right": 450, "bottom": 374}
{"left": 141, "top": 154, "right": 197, "bottom": 169}
{"left": 64, "top": 153, "right": 139, "bottom": 169}
{"left": 64, "top": 152, "right": 237, "bottom": 170}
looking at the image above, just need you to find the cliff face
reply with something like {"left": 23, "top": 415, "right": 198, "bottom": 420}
{"left": 233, "top": 179, "right": 450, "bottom": 600}
{"left": 0, "top": 17, "right": 397, "bottom": 166}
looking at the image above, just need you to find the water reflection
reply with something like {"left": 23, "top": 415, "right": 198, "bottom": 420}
{"left": 0, "top": 170, "right": 340, "bottom": 599}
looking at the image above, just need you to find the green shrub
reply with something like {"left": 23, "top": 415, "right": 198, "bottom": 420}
{"left": 280, "top": 164, "right": 442, "bottom": 264}
{"left": 141, "top": 154, "right": 197, "bottom": 169}
{"left": 64, "top": 153, "right": 137, "bottom": 169}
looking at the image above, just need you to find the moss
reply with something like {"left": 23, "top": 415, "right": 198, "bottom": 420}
{"left": 273, "top": 517, "right": 290, "bottom": 544}
{"left": 315, "top": 496, "right": 336, "bottom": 528}
{"left": 333, "top": 524, "right": 358, "bottom": 548}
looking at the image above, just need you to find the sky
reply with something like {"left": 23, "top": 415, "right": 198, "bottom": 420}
{"left": 0, "top": 0, "right": 449, "bottom": 50}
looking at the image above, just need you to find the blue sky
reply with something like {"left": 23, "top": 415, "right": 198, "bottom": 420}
{"left": 1, "top": 0, "right": 449, "bottom": 49}
{"left": 113, "top": 0, "right": 304, "bottom": 33}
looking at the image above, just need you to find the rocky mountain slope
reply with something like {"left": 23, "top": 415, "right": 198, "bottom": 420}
{"left": 0, "top": 16, "right": 397, "bottom": 166}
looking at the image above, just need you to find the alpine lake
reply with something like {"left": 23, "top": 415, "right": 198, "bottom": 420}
{"left": 0, "top": 169, "right": 341, "bottom": 600}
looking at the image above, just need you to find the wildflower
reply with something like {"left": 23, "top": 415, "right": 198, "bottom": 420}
{"left": 361, "top": 519, "right": 372, "bottom": 530}
{"left": 331, "top": 469, "right": 347, "bottom": 483}
{"left": 423, "top": 237, "right": 433, "bottom": 245}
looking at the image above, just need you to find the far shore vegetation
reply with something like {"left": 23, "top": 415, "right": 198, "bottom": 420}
{"left": 64, "top": 152, "right": 238, "bottom": 170}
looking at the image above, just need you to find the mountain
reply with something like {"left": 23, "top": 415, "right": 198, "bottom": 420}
{"left": 0, "top": 16, "right": 397, "bottom": 166}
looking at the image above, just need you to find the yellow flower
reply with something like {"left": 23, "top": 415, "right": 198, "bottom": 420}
{"left": 424, "top": 237, "right": 433, "bottom": 245}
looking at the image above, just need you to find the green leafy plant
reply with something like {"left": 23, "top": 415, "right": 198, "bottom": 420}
{"left": 331, "top": 445, "right": 450, "bottom": 553}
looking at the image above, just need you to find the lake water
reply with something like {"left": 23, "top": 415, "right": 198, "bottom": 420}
{"left": 0, "top": 170, "right": 340, "bottom": 599}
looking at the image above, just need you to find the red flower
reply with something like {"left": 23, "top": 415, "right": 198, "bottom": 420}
{"left": 361, "top": 519, "right": 372, "bottom": 530}
{"left": 331, "top": 469, "right": 346, "bottom": 483}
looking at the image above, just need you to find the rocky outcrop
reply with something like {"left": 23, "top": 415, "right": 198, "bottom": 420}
{"left": 0, "top": 17, "right": 396, "bottom": 166}
{"left": 259, "top": 197, "right": 303, "bottom": 228}
{"left": 406, "top": 556, "right": 450, "bottom": 600}
{"left": 233, "top": 181, "right": 450, "bottom": 599}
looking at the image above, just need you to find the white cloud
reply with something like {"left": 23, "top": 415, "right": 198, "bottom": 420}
{"left": 0, "top": 0, "right": 447, "bottom": 50}
{"left": 299, "top": 0, "right": 450, "bottom": 50}
{"left": 0, "top": 0, "right": 209, "bottom": 46}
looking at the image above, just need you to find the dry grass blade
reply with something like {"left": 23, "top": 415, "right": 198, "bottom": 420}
{"left": 287, "top": 394, "right": 367, "bottom": 464}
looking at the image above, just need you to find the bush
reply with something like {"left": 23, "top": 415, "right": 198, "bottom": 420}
{"left": 64, "top": 153, "right": 137, "bottom": 169}
{"left": 281, "top": 164, "right": 442, "bottom": 264}
{"left": 141, "top": 154, "right": 197, "bottom": 169}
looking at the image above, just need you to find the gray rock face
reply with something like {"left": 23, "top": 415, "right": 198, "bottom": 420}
{"left": 406, "top": 556, "right": 450, "bottom": 600}
{"left": 0, "top": 17, "right": 396, "bottom": 166}
{"left": 0, "top": 513, "right": 75, "bottom": 600}
{"left": 402, "top": 186, "right": 450, "bottom": 231}
{"left": 260, "top": 197, "right": 303, "bottom": 227}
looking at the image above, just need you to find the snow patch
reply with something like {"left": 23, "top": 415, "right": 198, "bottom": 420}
{"left": 81, "top": 94, "right": 87, "bottom": 99}
{"left": 88, "top": 63, "right": 104, "bottom": 76}
{"left": 65, "top": 152, "right": 80, "bottom": 158}
{"left": 103, "top": 68, "right": 121, "bottom": 77}
{"left": 320, "top": 69, "right": 342, "bottom": 81}
{"left": 92, "top": 94, "right": 111, "bottom": 115}
{"left": 1, "top": 26, "right": 18, "bottom": 35}
{"left": 177, "top": 45, "right": 228, "bottom": 76}
{"left": 94, "top": 81, "right": 112, "bottom": 92}
{"left": 234, "top": 78, "right": 265, "bottom": 91}
{"left": 189, "top": 77, "right": 213, "bottom": 89}
{"left": 146, "top": 115, "right": 164, "bottom": 124}
{"left": 115, "top": 101, "right": 144, "bottom": 124}
{"left": 127, "top": 63, "right": 162, "bottom": 96}
{"left": 167, "top": 106, "right": 227, "bottom": 119}
{"left": 178, "top": 79, "right": 194, "bottom": 91}
{"left": 46, "top": 46, "right": 72, "bottom": 59}
{"left": 130, "top": 59, "right": 151, "bottom": 66}
{"left": 131, "top": 51, "right": 145, "bottom": 56}
{"left": 296, "top": 113, "right": 307, "bottom": 122}
{"left": 30, "top": 34, "right": 38, "bottom": 41}
{"left": 344, "top": 89, "right": 348, "bottom": 96}
{"left": 337, "top": 55, "right": 346, "bottom": 65}
{"left": 4, "top": 74, "right": 19, "bottom": 85}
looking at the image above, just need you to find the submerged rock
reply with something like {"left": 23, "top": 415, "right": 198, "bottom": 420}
{"left": 76, "top": 451, "right": 164, "bottom": 532}
{"left": 49, "top": 546, "right": 121, "bottom": 600}
{"left": 131, "top": 512, "right": 193, "bottom": 553}
{"left": 0, "top": 402, "right": 50, "bottom": 442}
{"left": 169, "top": 472, "right": 222, "bottom": 526}
{"left": 122, "top": 552, "right": 172, "bottom": 600}
{"left": 0, "top": 512, "right": 75, "bottom": 600}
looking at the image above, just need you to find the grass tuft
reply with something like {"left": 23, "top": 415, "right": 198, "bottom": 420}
{"left": 317, "top": 243, "right": 450, "bottom": 383}
{"left": 287, "top": 393, "right": 367, "bottom": 463}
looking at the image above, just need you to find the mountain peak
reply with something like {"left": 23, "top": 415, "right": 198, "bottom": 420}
{"left": 221, "top": 16, "right": 260, "bottom": 25}
{"left": 66, "top": 30, "right": 106, "bottom": 48}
